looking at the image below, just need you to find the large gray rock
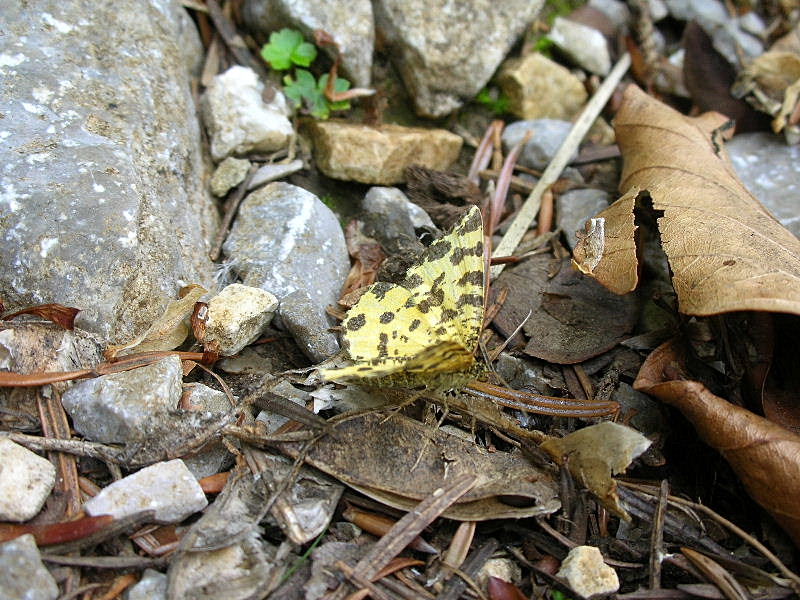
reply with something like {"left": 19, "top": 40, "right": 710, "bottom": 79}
{"left": 0, "top": 1, "right": 218, "bottom": 344}
{"left": 373, "top": 0, "right": 544, "bottom": 117}
{"left": 0, "top": 535, "right": 58, "bottom": 600}
{"left": 242, "top": 0, "right": 375, "bottom": 88}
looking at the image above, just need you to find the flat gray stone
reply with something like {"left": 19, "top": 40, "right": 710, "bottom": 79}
{"left": 373, "top": 0, "right": 544, "bottom": 117}
{"left": 0, "top": 535, "right": 58, "bottom": 600}
{"left": 0, "top": 1, "right": 218, "bottom": 344}
{"left": 727, "top": 132, "right": 800, "bottom": 238}
{"left": 84, "top": 459, "right": 208, "bottom": 524}
{"left": 557, "top": 188, "right": 611, "bottom": 249}
{"left": 0, "top": 440, "right": 55, "bottom": 522}
{"left": 248, "top": 159, "right": 304, "bottom": 191}
{"left": 179, "top": 383, "right": 233, "bottom": 480}
{"left": 502, "top": 119, "right": 577, "bottom": 170}
{"left": 222, "top": 182, "right": 349, "bottom": 361}
{"left": 361, "top": 187, "right": 434, "bottom": 255}
{"left": 61, "top": 355, "right": 183, "bottom": 443}
{"left": 242, "top": 0, "right": 374, "bottom": 88}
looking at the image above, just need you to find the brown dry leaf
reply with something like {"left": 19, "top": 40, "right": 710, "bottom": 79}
{"left": 634, "top": 339, "right": 800, "bottom": 548}
{"left": 104, "top": 284, "right": 207, "bottom": 359}
{"left": 574, "top": 85, "right": 800, "bottom": 317}
{"left": 540, "top": 422, "right": 651, "bottom": 519}
{"left": 1, "top": 303, "right": 81, "bottom": 330}
{"left": 493, "top": 255, "right": 638, "bottom": 364}
{"left": 274, "top": 412, "right": 560, "bottom": 521}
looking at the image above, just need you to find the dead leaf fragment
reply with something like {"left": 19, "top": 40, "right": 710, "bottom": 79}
{"left": 578, "top": 85, "right": 800, "bottom": 317}
{"left": 273, "top": 412, "right": 560, "bottom": 521}
{"left": 105, "top": 284, "right": 207, "bottom": 359}
{"left": 1, "top": 303, "right": 81, "bottom": 330}
{"left": 540, "top": 421, "right": 651, "bottom": 519}
{"left": 634, "top": 339, "right": 800, "bottom": 548}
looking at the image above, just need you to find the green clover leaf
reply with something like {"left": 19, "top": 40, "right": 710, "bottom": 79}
{"left": 261, "top": 28, "right": 317, "bottom": 70}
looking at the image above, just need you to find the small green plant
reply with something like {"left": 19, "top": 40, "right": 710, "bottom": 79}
{"left": 260, "top": 28, "right": 317, "bottom": 70}
{"left": 533, "top": 35, "right": 555, "bottom": 56}
{"left": 261, "top": 28, "right": 351, "bottom": 119}
{"left": 475, "top": 87, "right": 510, "bottom": 115}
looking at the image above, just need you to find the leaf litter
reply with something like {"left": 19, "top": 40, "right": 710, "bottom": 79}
{"left": 3, "top": 6, "right": 800, "bottom": 600}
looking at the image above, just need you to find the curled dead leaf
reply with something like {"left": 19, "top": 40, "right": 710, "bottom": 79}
{"left": 1, "top": 303, "right": 81, "bottom": 330}
{"left": 540, "top": 421, "right": 651, "bottom": 519}
{"left": 634, "top": 339, "right": 800, "bottom": 548}
{"left": 574, "top": 85, "right": 800, "bottom": 317}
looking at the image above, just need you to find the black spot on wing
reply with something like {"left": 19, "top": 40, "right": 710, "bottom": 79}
{"left": 377, "top": 332, "right": 389, "bottom": 358}
{"left": 409, "top": 319, "right": 421, "bottom": 331}
{"left": 450, "top": 241, "right": 483, "bottom": 266}
{"left": 379, "top": 312, "right": 395, "bottom": 324}
{"left": 455, "top": 208, "right": 483, "bottom": 235}
{"left": 405, "top": 273, "right": 424, "bottom": 289}
{"left": 426, "top": 239, "right": 452, "bottom": 261}
{"left": 456, "top": 293, "right": 484, "bottom": 308}
{"left": 345, "top": 313, "right": 366, "bottom": 331}
{"left": 457, "top": 270, "right": 484, "bottom": 287}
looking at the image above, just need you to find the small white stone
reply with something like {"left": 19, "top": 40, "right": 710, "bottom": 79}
{"left": 84, "top": 459, "right": 208, "bottom": 524}
{"left": 0, "top": 439, "right": 56, "bottom": 522}
{"left": 204, "top": 283, "right": 278, "bottom": 355}
{"left": 557, "top": 546, "right": 619, "bottom": 598}
{"left": 478, "top": 557, "right": 522, "bottom": 588}
{"left": 202, "top": 65, "right": 293, "bottom": 161}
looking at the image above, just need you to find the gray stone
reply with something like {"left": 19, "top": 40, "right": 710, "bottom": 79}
{"left": 727, "top": 132, "right": 800, "bottom": 238}
{"left": 204, "top": 284, "right": 278, "bottom": 356}
{"left": 557, "top": 188, "right": 611, "bottom": 249}
{"left": 648, "top": 0, "right": 668, "bottom": 21}
{"left": 61, "top": 355, "right": 183, "bottom": 443}
{"left": 210, "top": 157, "right": 251, "bottom": 197}
{"left": 202, "top": 65, "right": 293, "bottom": 161}
{"left": 84, "top": 459, "right": 208, "bottom": 523}
{"left": 180, "top": 383, "right": 233, "bottom": 480}
{"left": 242, "top": 0, "right": 374, "bottom": 88}
{"left": 222, "top": 182, "right": 349, "bottom": 360}
{"left": 663, "top": 0, "right": 762, "bottom": 64}
{"left": 0, "top": 534, "right": 58, "bottom": 600}
{"left": 248, "top": 159, "right": 304, "bottom": 191}
{"left": 280, "top": 290, "right": 340, "bottom": 362}
{"left": 588, "top": 0, "right": 630, "bottom": 31}
{"left": 373, "top": 0, "right": 544, "bottom": 117}
{"left": 0, "top": 1, "right": 218, "bottom": 344}
{"left": 361, "top": 187, "right": 434, "bottom": 254}
{"left": 502, "top": 119, "right": 577, "bottom": 170}
{"left": 363, "top": 187, "right": 435, "bottom": 230}
{"left": 126, "top": 569, "right": 167, "bottom": 600}
{"left": 0, "top": 440, "right": 55, "bottom": 522}
{"left": 549, "top": 17, "right": 611, "bottom": 76}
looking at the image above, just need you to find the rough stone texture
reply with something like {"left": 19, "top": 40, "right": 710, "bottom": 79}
{"left": 204, "top": 283, "right": 278, "bottom": 355}
{"left": 556, "top": 188, "right": 610, "bottom": 249}
{"left": 222, "top": 182, "right": 349, "bottom": 360}
{"left": 361, "top": 186, "right": 435, "bottom": 244}
{"left": 502, "top": 119, "right": 577, "bottom": 170}
{"left": 127, "top": 569, "right": 167, "bottom": 600}
{"left": 0, "top": 322, "right": 102, "bottom": 431}
{"left": 498, "top": 53, "right": 588, "bottom": 121}
{"left": 664, "top": 0, "right": 762, "bottom": 64}
{"left": 0, "top": 534, "right": 59, "bottom": 600}
{"left": 726, "top": 132, "right": 800, "bottom": 238}
{"left": 373, "top": 0, "right": 544, "bottom": 117}
{"left": 0, "top": 1, "right": 218, "bottom": 344}
{"left": 308, "top": 121, "right": 462, "bottom": 184}
{"left": 210, "top": 157, "right": 251, "bottom": 197}
{"left": 180, "top": 383, "right": 233, "bottom": 480}
{"left": 248, "top": 159, "right": 303, "bottom": 191}
{"left": 588, "top": 0, "right": 630, "bottom": 29}
{"left": 550, "top": 17, "right": 611, "bottom": 76}
{"left": 201, "top": 65, "right": 293, "bottom": 161}
{"left": 557, "top": 545, "right": 619, "bottom": 597}
{"left": 0, "top": 440, "right": 56, "bottom": 522}
{"left": 242, "top": 0, "right": 374, "bottom": 88}
{"left": 84, "top": 459, "right": 208, "bottom": 523}
{"left": 280, "top": 290, "right": 341, "bottom": 362}
{"left": 61, "top": 355, "right": 183, "bottom": 443}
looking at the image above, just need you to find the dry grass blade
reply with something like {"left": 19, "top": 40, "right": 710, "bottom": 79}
{"left": 681, "top": 548, "right": 750, "bottom": 600}
{"left": 332, "top": 473, "right": 477, "bottom": 598}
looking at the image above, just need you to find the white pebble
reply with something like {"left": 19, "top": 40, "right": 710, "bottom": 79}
{"left": 0, "top": 439, "right": 55, "bottom": 522}
{"left": 84, "top": 459, "right": 208, "bottom": 524}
